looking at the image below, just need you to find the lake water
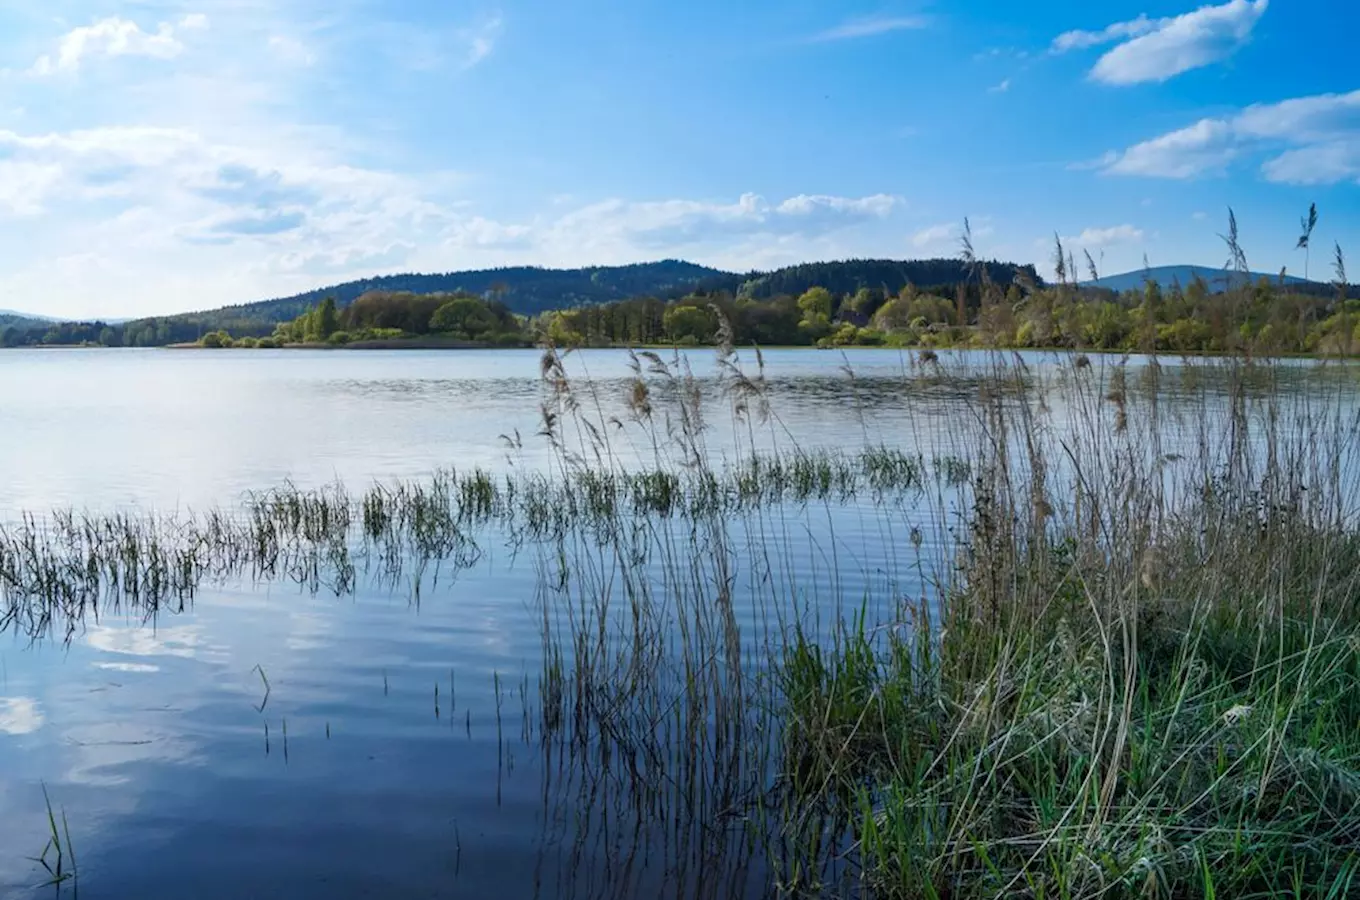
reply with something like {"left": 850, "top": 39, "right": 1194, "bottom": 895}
{"left": 1, "top": 347, "right": 1356, "bottom": 898}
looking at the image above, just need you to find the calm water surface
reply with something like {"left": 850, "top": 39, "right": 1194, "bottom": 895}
{"left": 0, "top": 347, "right": 1355, "bottom": 898}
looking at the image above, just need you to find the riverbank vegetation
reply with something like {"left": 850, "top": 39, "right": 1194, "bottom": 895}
{"left": 6, "top": 337, "right": 1360, "bottom": 896}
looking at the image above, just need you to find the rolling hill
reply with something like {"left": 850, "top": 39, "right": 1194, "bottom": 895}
{"left": 1085, "top": 265, "right": 1316, "bottom": 294}
{"left": 156, "top": 257, "right": 1041, "bottom": 326}
{"left": 206, "top": 260, "right": 734, "bottom": 325}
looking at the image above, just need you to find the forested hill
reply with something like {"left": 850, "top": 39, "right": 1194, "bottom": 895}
{"left": 215, "top": 260, "right": 732, "bottom": 324}
{"left": 188, "top": 257, "right": 1041, "bottom": 325}
{"left": 735, "top": 259, "right": 1040, "bottom": 299}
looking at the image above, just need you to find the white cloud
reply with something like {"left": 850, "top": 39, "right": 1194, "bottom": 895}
{"left": 1104, "top": 118, "right": 1238, "bottom": 178}
{"left": 1064, "top": 225, "right": 1145, "bottom": 247}
{"left": 1053, "top": 0, "right": 1267, "bottom": 85}
{"left": 1260, "top": 141, "right": 1360, "bottom": 185}
{"left": 812, "top": 15, "right": 929, "bottom": 42}
{"left": 29, "top": 15, "right": 210, "bottom": 76}
{"left": 988, "top": 78, "right": 1012, "bottom": 93}
{"left": 1103, "top": 89, "right": 1360, "bottom": 183}
{"left": 0, "top": 123, "right": 901, "bottom": 316}
{"left": 0, "top": 124, "right": 464, "bottom": 314}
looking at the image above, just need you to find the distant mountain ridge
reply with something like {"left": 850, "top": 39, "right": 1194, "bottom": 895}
{"left": 0, "top": 309, "right": 62, "bottom": 328}
{"left": 1085, "top": 265, "right": 1317, "bottom": 295}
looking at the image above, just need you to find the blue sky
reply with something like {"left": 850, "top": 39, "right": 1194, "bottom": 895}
{"left": 0, "top": 0, "right": 1356, "bottom": 319}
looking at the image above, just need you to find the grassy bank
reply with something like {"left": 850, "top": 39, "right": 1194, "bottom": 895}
{"left": 773, "top": 358, "right": 1360, "bottom": 898}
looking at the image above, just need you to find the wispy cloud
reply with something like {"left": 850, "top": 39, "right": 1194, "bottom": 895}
{"left": 912, "top": 223, "right": 956, "bottom": 248}
{"left": 268, "top": 35, "right": 316, "bottom": 67}
{"left": 1052, "top": 0, "right": 1267, "bottom": 85}
{"left": 462, "top": 16, "right": 503, "bottom": 69}
{"left": 911, "top": 218, "right": 993, "bottom": 251}
{"left": 988, "top": 78, "right": 1012, "bottom": 93}
{"left": 1064, "top": 224, "right": 1145, "bottom": 247}
{"left": 812, "top": 15, "right": 929, "bottom": 42}
{"left": 1052, "top": 14, "right": 1158, "bottom": 53}
{"left": 29, "top": 14, "right": 210, "bottom": 76}
{"left": 1102, "top": 89, "right": 1360, "bottom": 184}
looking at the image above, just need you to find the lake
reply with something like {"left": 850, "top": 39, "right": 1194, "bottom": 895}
{"left": 1, "top": 347, "right": 1357, "bottom": 898}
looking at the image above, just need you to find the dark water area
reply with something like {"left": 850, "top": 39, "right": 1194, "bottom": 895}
{"left": 1, "top": 347, "right": 1357, "bottom": 897}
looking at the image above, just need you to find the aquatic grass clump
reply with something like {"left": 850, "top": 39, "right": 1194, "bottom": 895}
{"left": 0, "top": 440, "right": 932, "bottom": 643}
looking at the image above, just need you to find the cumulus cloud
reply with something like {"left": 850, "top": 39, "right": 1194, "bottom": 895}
{"left": 1053, "top": 0, "right": 1267, "bottom": 85}
{"left": 812, "top": 15, "right": 929, "bottom": 42}
{"left": 1102, "top": 89, "right": 1360, "bottom": 183}
{"left": 29, "top": 14, "right": 209, "bottom": 75}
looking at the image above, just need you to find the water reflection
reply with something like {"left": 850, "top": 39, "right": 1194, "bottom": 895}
{"left": 0, "top": 697, "right": 42, "bottom": 735}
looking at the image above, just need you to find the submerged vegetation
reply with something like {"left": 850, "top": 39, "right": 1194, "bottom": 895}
{"left": 8, "top": 324, "right": 1360, "bottom": 896}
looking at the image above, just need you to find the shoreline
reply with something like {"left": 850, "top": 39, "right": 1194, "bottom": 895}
{"left": 11, "top": 342, "right": 1359, "bottom": 362}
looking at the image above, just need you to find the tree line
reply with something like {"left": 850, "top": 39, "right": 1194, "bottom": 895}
{"left": 535, "top": 268, "right": 1358, "bottom": 356}
{"left": 197, "top": 291, "right": 530, "bottom": 348}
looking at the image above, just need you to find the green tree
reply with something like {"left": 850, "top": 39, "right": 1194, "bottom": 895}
{"left": 431, "top": 297, "right": 497, "bottom": 338}
{"left": 797, "top": 287, "right": 833, "bottom": 321}
{"left": 662, "top": 305, "right": 715, "bottom": 344}
{"left": 796, "top": 287, "right": 834, "bottom": 340}
{"left": 317, "top": 297, "right": 338, "bottom": 340}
